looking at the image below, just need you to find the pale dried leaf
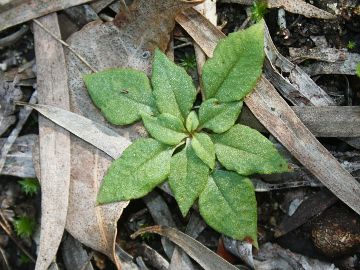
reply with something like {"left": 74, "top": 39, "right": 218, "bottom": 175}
{"left": 64, "top": 0, "right": 201, "bottom": 267}
{"left": 33, "top": 13, "right": 71, "bottom": 270}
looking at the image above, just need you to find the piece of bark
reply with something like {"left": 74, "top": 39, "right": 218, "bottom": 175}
{"left": 90, "top": 0, "right": 115, "bottom": 13}
{"left": 64, "top": 4, "right": 100, "bottom": 28}
{"left": 0, "top": 91, "right": 36, "bottom": 174}
{"left": 33, "top": 13, "right": 71, "bottom": 270}
{"left": 0, "top": 0, "right": 93, "bottom": 32}
{"left": 62, "top": 233, "right": 94, "bottom": 270}
{"left": 0, "top": 75, "right": 23, "bottom": 136}
{"left": 135, "top": 244, "right": 169, "bottom": 270}
{"left": 177, "top": 8, "right": 360, "bottom": 215}
{"left": 0, "top": 134, "right": 37, "bottom": 178}
{"left": 254, "top": 242, "right": 338, "bottom": 270}
{"left": 274, "top": 189, "right": 338, "bottom": 238}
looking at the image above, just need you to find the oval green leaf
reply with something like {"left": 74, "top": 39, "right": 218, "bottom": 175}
{"left": 169, "top": 144, "right": 209, "bottom": 216}
{"left": 152, "top": 49, "right": 197, "bottom": 121}
{"left": 198, "top": 98, "right": 243, "bottom": 133}
{"left": 84, "top": 68, "right": 157, "bottom": 125}
{"left": 212, "top": 124, "right": 289, "bottom": 175}
{"left": 191, "top": 133, "right": 215, "bottom": 169}
{"left": 141, "top": 112, "right": 188, "bottom": 145}
{"left": 202, "top": 20, "right": 265, "bottom": 102}
{"left": 199, "top": 170, "right": 258, "bottom": 247}
{"left": 97, "top": 138, "right": 174, "bottom": 204}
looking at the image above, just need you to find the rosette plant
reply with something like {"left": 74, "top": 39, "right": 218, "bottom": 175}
{"left": 84, "top": 20, "right": 289, "bottom": 247}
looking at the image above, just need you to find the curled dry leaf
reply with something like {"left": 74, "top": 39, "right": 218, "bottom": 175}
{"left": 64, "top": 0, "right": 202, "bottom": 267}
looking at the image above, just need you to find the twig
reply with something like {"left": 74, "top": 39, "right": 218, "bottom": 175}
{"left": 32, "top": 19, "right": 98, "bottom": 73}
{"left": 0, "top": 91, "right": 37, "bottom": 174}
{"left": 0, "top": 247, "right": 10, "bottom": 270}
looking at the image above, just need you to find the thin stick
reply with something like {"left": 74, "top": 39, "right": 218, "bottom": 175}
{"left": 33, "top": 19, "right": 98, "bottom": 73}
{"left": 0, "top": 247, "right": 10, "bottom": 270}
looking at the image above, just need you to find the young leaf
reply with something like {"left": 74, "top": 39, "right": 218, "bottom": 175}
{"left": 97, "top": 138, "right": 174, "bottom": 204}
{"left": 191, "top": 133, "right": 215, "bottom": 169}
{"left": 199, "top": 170, "right": 258, "bottom": 247}
{"left": 84, "top": 68, "right": 157, "bottom": 125}
{"left": 202, "top": 20, "right": 265, "bottom": 102}
{"left": 141, "top": 112, "right": 188, "bottom": 145}
{"left": 169, "top": 144, "right": 209, "bottom": 216}
{"left": 212, "top": 124, "right": 289, "bottom": 175}
{"left": 152, "top": 49, "right": 197, "bottom": 121}
{"left": 185, "top": 111, "right": 199, "bottom": 133}
{"left": 198, "top": 99, "right": 243, "bottom": 133}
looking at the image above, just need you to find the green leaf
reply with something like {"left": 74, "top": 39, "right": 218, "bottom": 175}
{"left": 356, "top": 63, "right": 360, "bottom": 78}
{"left": 199, "top": 170, "right": 258, "bottom": 247}
{"left": 169, "top": 144, "right": 209, "bottom": 216}
{"left": 212, "top": 124, "right": 289, "bottom": 175}
{"left": 97, "top": 138, "right": 174, "bottom": 204}
{"left": 84, "top": 68, "right": 157, "bottom": 125}
{"left": 141, "top": 113, "right": 188, "bottom": 145}
{"left": 186, "top": 111, "right": 199, "bottom": 132}
{"left": 18, "top": 178, "right": 40, "bottom": 196}
{"left": 191, "top": 133, "right": 215, "bottom": 169}
{"left": 202, "top": 20, "right": 265, "bottom": 102}
{"left": 198, "top": 99, "right": 243, "bottom": 133}
{"left": 152, "top": 49, "right": 197, "bottom": 121}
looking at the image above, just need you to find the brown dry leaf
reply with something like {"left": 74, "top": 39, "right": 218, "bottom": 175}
{"left": 0, "top": 0, "right": 93, "bottom": 32}
{"left": 177, "top": 9, "right": 360, "bottom": 215}
{"left": 64, "top": 0, "right": 202, "bottom": 267}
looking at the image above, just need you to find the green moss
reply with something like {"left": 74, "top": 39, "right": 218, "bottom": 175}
{"left": 14, "top": 216, "right": 36, "bottom": 238}
{"left": 18, "top": 178, "right": 40, "bottom": 196}
{"left": 251, "top": 0, "right": 268, "bottom": 22}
